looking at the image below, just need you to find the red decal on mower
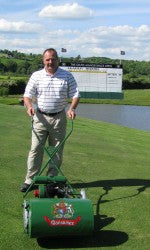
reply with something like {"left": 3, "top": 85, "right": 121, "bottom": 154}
{"left": 44, "top": 216, "right": 81, "bottom": 226}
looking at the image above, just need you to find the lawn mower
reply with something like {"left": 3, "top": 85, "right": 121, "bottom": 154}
{"left": 22, "top": 119, "right": 94, "bottom": 238}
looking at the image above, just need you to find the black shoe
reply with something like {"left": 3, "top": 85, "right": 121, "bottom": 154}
{"left": 20, "top": 183, "right": 31, "bottom": 192}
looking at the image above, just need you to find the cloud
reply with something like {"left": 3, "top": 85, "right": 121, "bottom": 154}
{"left": 47, "top": 29, "right": 80, "bottom": 38}
{"left": 0, "top": 18, "right": 41, "bottom": 33}
{"left": 1, "top": 23, "right": 150, "bottom": 61}
{"left": 39, "top": 3, "right": 93, "bottom": 19}
{"left": 0, "top": 36, "right": 38, "bottom": 48}
{"left": 96, "top": 8, "right": 150, "bottom": 17}
{"left": 54, "top": 24, "right": 150, "bottom": 60}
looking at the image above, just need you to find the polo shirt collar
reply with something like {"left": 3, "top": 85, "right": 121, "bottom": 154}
{"left": 44, "top": 67, "right": 60, "bottom": 77}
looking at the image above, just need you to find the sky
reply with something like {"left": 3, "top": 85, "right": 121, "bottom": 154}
{"left": 0, "top": 0, "right": 150, "bottom": 61}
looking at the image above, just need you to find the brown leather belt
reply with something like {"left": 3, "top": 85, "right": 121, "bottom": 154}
{"left": 37, "top": 109, "right": 62, "bottom": 116}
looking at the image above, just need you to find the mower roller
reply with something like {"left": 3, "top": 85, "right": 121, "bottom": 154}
{"left": 23, "top": 119, "right": 94, "bottom": 238}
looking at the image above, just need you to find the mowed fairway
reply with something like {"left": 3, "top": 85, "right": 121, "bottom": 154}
{"left": 0, "top": 103, "right": 150, "bottom": 250}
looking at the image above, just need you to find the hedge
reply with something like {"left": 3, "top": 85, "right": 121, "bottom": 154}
{"left": 0, "top": 79, "right": 26, "bottom": 96}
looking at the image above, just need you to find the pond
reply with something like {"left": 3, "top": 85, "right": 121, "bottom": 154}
{"left": 76, "top": 104, "right": 150, "bottom": 131}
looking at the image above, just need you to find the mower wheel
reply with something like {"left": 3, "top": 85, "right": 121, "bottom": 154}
{"left": 80, "top": 189, "right": 86, "bottom": 199}
{"left": 23, "top": 200, "right": 29, "bottom": 233}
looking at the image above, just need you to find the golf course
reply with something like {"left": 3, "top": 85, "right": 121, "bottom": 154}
{"left": 0, "top": 102, "right": 150, "bottom": 250}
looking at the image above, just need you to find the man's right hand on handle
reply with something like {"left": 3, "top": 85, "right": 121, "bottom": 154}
{"left": 24, "top": 97, "right": 35, "bottom": 116}
{"left": 27, "top": 107, "right": 35, "bottom": 116}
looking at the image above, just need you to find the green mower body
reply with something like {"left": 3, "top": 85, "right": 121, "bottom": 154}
{"left": 23, "top": 197, "right": 94, "bottom": 238}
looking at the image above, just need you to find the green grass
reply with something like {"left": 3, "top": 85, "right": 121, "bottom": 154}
{"left": 0, "top": 75, "right": 27, "bottom": 80}
{"left": 0, "top": 104, "right": 150, "bottom": 249}
{"left": 80, "top": 89, "right": 150, "bottom": 106}
{"left": 0, "top": 95, "right": 22, "bottom": 105}
{"left": 1, "top": 89, "right": 150, "bottom": 106}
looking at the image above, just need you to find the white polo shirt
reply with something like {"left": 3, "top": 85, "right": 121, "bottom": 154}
{"left": 24, "top": 67, "right": 80, "bottom": 113}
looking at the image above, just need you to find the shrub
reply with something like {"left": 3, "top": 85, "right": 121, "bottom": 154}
{"left": 9, "top": 79, "right": 26, "bottom": 94}
{"left": 0, "top": 86, "right": 9, "bottom": 96}
{"left": 0, "top": 79, "right": 26, "bottom": 95}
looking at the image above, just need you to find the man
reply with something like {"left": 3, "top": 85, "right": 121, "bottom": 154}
{"left": 20, "top": 48, "right": 80, "bottom": 192}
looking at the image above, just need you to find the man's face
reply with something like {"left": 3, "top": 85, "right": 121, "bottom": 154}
{"left": 43, "top": 51, "right": 58, "bottom": 74}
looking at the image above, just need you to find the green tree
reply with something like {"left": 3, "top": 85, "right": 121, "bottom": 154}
{"left": 3, "top": 60, "right": 17, "bottom": 72}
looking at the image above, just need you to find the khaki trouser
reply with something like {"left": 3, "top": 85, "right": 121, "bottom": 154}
{"left": 25, "top": 110, "right": 67, "bottom": 184}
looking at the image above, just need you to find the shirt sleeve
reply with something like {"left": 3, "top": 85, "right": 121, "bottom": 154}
{"left": 23, "top": 73, "right": 37, "bottom": 99}
{"left": 67, "top": 72, "right": 80, "bottom": 99}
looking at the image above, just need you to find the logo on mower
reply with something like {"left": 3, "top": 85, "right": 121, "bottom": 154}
{"left": 53, "top": 201, "right": 74, "bottom": 219}
{"left": 44, "top": 201, "right": 81, "bottom": 227}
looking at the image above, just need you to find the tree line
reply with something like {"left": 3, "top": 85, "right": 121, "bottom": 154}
{"left": 0, "top": 49, "right": 150, "bottom": 96}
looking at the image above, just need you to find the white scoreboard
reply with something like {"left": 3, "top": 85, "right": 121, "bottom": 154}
{"left": 60, "top": 62, "right": 123, "bottom": 99}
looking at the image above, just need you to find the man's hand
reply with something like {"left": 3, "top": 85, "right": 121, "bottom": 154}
{"left": 24, "top": 97, "right": 35, "bottom": 116}
{"left": 67, "top": 109, "right": 76, "bottom": 120}
{"left": 67, "top": 97, "right": 79, "bottom": 119}
{"left": 27, "top": 107, "right": 35, "bottom": 116}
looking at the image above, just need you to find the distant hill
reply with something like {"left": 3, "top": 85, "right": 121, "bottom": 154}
{"left": 0, "top": 49, "right": 150, "bottom": 89}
